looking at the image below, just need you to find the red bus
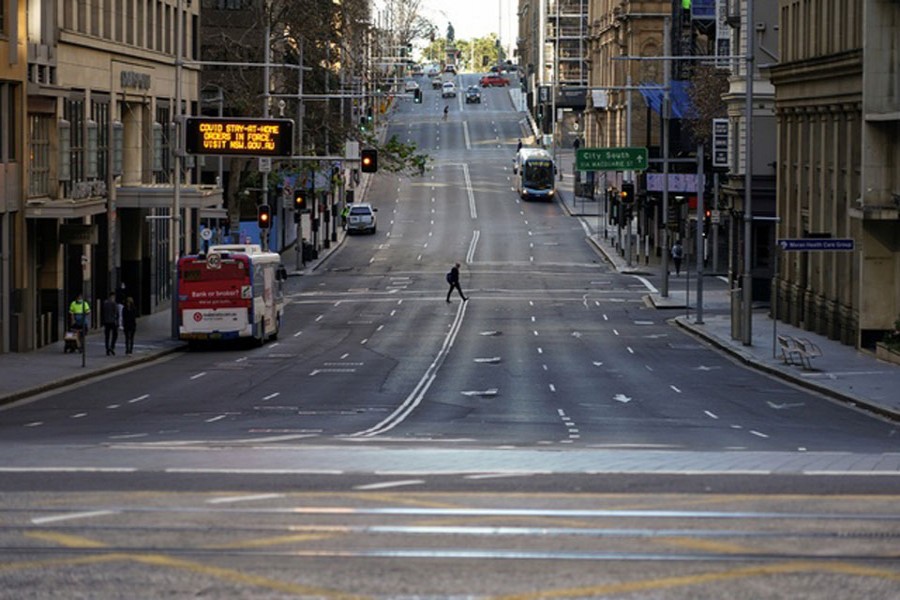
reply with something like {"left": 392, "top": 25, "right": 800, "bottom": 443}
{"left": 177, "top": 244, "right": 286, "bottom": 344}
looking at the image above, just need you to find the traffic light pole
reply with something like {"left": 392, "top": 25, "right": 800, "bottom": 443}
{"left": 695, "top": 144, "right": 705, "bottom": 324}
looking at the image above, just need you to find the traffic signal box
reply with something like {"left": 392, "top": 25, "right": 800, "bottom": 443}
{"left": 361, "top": 148, "right": 378, "bottom": 173}
{"left": 257, "top": 204, "right": 271, "bottom": 229}
{"left": 414, "top": 88, "right": 423, "bottom": 103}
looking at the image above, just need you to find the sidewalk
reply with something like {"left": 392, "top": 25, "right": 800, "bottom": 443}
{"left": 555, "top": 146, "right": 900, "bottom": 420}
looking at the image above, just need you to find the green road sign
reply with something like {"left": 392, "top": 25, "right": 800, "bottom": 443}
{"left": 576, "top": 147, "right": 648, "bottom": 171}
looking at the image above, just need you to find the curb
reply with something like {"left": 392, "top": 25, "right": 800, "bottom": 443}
{"left": 671, "top": 317, "right": 900, "bottom": 422}
{"left": 0, "top": 343, "right": 186, "bottom": 407}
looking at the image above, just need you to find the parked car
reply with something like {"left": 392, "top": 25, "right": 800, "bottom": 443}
{"left": 480, "top": 74, "right": 510, "bottom": 87}
{"left": 465, "top": 86, "right": 481, "bottom": 103}
{"left": 441, "top": 82, "right": 457, "bottom": 98}
{"left": 346, "top": 203, "right": 377, "bottom": 234}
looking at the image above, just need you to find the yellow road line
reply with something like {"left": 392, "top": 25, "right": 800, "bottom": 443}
{"left": 491, "top": 561, "right": 900, "bottom": 600}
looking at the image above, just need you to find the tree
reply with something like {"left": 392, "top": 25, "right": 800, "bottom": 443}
{"left": 684, "top": 65, "right": 729, "bottom": 146}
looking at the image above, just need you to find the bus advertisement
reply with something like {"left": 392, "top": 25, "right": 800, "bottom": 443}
{"left": 514, "top": 148, "right": 556, "bottom": 200}
{"left": 177, "top": 244, "right": 286, "bottom": 344}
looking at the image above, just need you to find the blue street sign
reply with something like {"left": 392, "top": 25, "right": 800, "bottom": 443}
{"left": 778, "top": 238, "right": 855, "bottom": 251}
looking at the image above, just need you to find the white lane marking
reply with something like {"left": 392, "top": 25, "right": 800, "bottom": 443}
{"left": 107, "top": 404, "right": 120, "bottom": 409}
{"left": 360, "top": 338, "right": 369, "bottom": 345}
{"left": 293, "top": 330, "right": 303, "bottom": 337}
{"left": 206, "top": 414, "right": 227, "bottom": 423}
{"left": 190, "top": 372, "right": 207, "bottom": 380}
{"left": 464, "top": 473, "right": 533, "bottom": 480}
{"left": 632, "top": 275, "right": 659, "bottom": 294}
{"left": 613, "top": 394, "right": 632, "bottom": 403}
{"left": 263, "top": 392, "right": 280, "bottom": 401}
{"left": 207, "top": 493, "right": 285, "bottom": 504}
{"left": 377, "top": 325, "right": 385, "bottom": 332}
{"left": 463, "top": 163, "right": 477, "bottom": 219}
{"left": 549, "top": 384, "right": 556, "bottom": 392}
{"left": 603, "top": 314, "right": 609, "bottom": 321}
{"left": 235, "top": 357, "right": 248, "bottom": 362}
{"left": 626, "top": 347, "right": 634, "bottom": 354}
{"left": 390, "top": 310, "right": 397, "bottom": 317}
{"left": 32, "top": 510, "right": 116, "bottom": 525}
{"left": 533, "top": 330, "right": 539, "bottom": 336}
{"left": 315, "top": 315, "right": 324, "bottom": 322}
{"left": 537, "top": 347, "right": 543, "bottom": 354}
{"left": 71, "top": 413, "right": 87, "bottom": 419}
{"left": 463, "top": 121, "right": 471, "bottom": 149}
{"left": 670, "top": 385, "right": 682, "bottom": 393}
{"left": 25, "top": 422, "right": 43, "bottom": 427}
{"left": 750, "top": 430, "right": 769, "bottom": 438}
{"left": 129, "top": 394, "right": 150, "bottom": 404}
{"left": 466, "top": 229, "right": 480, "bottom": 264}
{"left": 352, "top": 302, "right": 469, "bottom": 437}
{"left": 354, "top": 479, "right": 425, "bottom": 491}
{"left": 531, "top": 316, "right": 536, "bottom": 322}
{"left": 341, "top": 353, "right": 350, "bottom": 359}
{"left": 705, "top": 411, "right": 719, "bottom": 419}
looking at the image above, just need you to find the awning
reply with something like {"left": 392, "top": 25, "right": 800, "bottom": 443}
{"left": 25, "top": 198, "right": 108, "bottom": 219}
{"left": 116, "top": 184, "right": 224, "bottom": 209}
{"left": 639, "top": 80, "right": 696, "bottom": 120}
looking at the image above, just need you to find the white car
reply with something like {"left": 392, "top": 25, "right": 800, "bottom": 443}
{"left": 346, "top": 203, "right": 377, "bottom": 234}
{"left": 404, "top": 80, "right": 420, "bottom": 92}
{"left": 441, "top": 82, "right": 456, "bottom": 98}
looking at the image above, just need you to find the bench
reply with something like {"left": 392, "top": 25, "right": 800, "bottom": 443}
{"left": 777, "top": 335, "right": 822, "bottom": 370}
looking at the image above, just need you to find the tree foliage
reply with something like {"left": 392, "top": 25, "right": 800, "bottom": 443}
{"left": 684, "top": 65, "right": 729, "bottom": 145}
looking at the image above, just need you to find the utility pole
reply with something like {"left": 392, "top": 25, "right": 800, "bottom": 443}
{"left": 170, "top": 0, "right": 184, "bottom": 339}
{"left": 741, "top": 0, "right": 755, "bottom": 345}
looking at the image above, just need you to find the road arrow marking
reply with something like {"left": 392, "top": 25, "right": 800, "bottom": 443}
{"left": 461, "top": 389, "right": 499, "bottom": 397}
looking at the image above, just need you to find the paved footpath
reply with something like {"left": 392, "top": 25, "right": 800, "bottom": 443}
{"left": 1, "top": 159, "right": 898, "bottom": 421}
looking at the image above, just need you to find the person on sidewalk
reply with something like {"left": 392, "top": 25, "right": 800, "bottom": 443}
{"left": 516, "top": 138, "right": 523, "bottom": 152}
{"left": 68, "top": 293, "right": 91, "bottom": 352}
{"left": 101, "top": 291, "right": 119, "bottom": 355}
{"left": 671, "top": 241, "right": 684, "bottom": 276}
{"left": 122, "top": 296, "right": 138, "bottom": 355}
{"left": 115, "top": 281, "right": 128, "bottom": 331}
{"left": 445, "top": 262, "right": 468, "bottom": 303}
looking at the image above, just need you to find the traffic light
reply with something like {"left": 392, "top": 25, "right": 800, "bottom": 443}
{"left": 414, "top": 88, "right": 423, "bottom": 103}
{"left": 361, "top": 148, "right": 378, "bottom": 173}
{"left": 257, "top": 204, "right": 271, "bottom": 229}
{"left": 620, "top": 182, "right": 635, "bottom": 204}
{"left": 704, "top": 208, "right": 712, "bottom": 236}
{"left": 293, "top": 190, "right": 305, "bottom": 211}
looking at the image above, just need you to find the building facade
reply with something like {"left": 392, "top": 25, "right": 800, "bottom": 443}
{"left": 17, "top": 0, "right": 220, "bottom": 352}
{"left": 770, "top": 0, "right": 899, "bottom": 348}
{"left": 0, "top": 0, "right": 28, "bottom": 352}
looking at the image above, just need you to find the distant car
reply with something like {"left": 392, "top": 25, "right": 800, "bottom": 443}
{"left": 431, "top": 75, "right": 443, "bottom": 89}
{"left": 404, "top": 80, "right": 420, "bottom": 92}
{"left": 346, "top": 203, "right": 377, "bottom": 234}
{"left": 441, "top": 81, "right": 457, "bottom": 98}
{"left": 480, "top": 74, "right": 510, "bottom": 87}
{"left": 444, "top": 64, "right": 457, "bottom": 74}
{"left": 465, "top": 86, "right": 481, "bottom": 103}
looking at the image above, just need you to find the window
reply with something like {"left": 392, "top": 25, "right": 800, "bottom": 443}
{"left": 154, "top": 104, "right": 171, "bottom": 183}
{"left": 29, "top": 114, "right": 51, "bottom": 196}
{"left": 92, "top": 97, "right": 110, "bottom": 181}
{"left": 63, "top": 97, "right": 85, "bottom": 197}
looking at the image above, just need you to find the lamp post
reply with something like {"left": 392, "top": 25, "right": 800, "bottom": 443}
{"left": 741, "top": 0, "right": 755, "bottom": 345}
{"left": 170, "top": 0, "right": 184, "bottom": 339}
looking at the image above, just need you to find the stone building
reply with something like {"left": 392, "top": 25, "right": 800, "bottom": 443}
{"left": 18, "top": 0, "right": 220, "bottom": 352}
{"left": 0, "top": 0, "right": 27, "bottom": 352}
{"left": 770, "top": 0, "right": 899, "bottom": 348}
